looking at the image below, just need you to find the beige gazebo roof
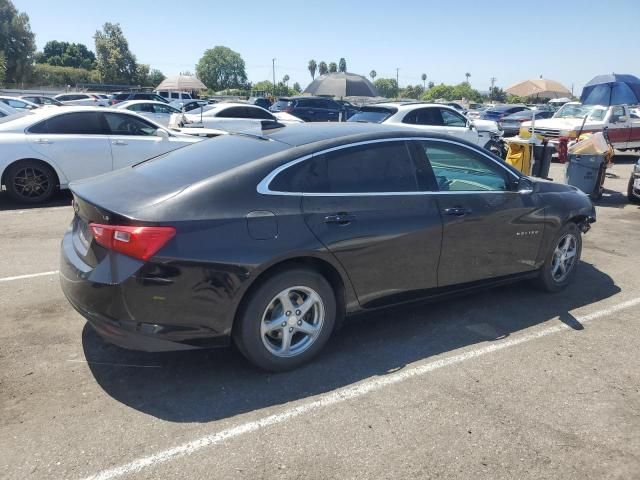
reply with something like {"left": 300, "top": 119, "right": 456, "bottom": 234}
{"left": 505, "top": 79, "right": 571, "bottom": 99}
{"left": 155, "top": 75, "right": 207, "bottom": 91}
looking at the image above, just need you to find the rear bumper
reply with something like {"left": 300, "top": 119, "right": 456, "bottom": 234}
{"left": 60, "top": 230, "right": 233, "bottom": 352}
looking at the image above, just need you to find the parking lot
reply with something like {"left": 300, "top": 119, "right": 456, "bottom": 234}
{"left": 1, "top": 158, "right": 639, "bottom": 480}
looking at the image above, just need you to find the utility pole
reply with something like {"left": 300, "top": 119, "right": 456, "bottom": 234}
{"left": 395, "top": 68, "right": 400, "bottom": 87}
{"left": 272, "top": 58, "right": 276, "bottom": 97}
{"left": 490, "top": 77, "right": 496, "bottom": 90}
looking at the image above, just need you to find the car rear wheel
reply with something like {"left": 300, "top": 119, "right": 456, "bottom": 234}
{"left": 234, "top": 269, "right": 336, "bottom": 372}
{"left": 5, "top": 160, "right": 56, "bottom": 204}
{"left": 534, "top": 223, "right": 582, "bottom": 292}
{"left": 628, "top": 175, "right": 640, "bottom": 204}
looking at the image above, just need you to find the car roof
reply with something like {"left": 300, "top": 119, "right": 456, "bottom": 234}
{"left": 487, "top": 104, "right": 527, "bottom": 111}
{"left": 117, "top": 100, "right": 172, "bottom": 107}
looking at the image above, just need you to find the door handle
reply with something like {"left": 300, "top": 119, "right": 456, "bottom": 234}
{"left": 36, "top": 139, "right": 52, "bottom": 144}
{"left": 443, "top": 207, "right": 471, "bottom": 216}
{"left": 324, "top": 214, "right": 356, "bottom": 225}
{"left": 112, "top": 140, "right": 127, "bottom": 146}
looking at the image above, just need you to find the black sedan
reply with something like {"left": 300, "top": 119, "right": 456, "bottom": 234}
{"left": 501, "top": 109, "right": 555, "bottom": 137}
{"left": 60, "top": 123, "right": 595, "bottom": 371}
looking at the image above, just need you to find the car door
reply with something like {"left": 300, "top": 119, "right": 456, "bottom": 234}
{"left": 322, "top": 99, "right": 341, "bottom": 122}
{"left": 151, "top": 103, "right": 180, "bottom": 127}
{"left": 418, "top": 139, "right": 545, "bottom": 286}
{"left": 26, "top": 111, "right": 113, "bottom": 182}
{"left": 402, "top": 107, "right": 446, "bottom": 135}
{"left": 439, "top": 108, "right": 479, "bottom": 144}
{"left": 606, "top": 105, "right": 631, "bottom": 149}
{"left": 103, "top": 111, "right": 189, "bottom": 170}
{"left": 289, "top": 140, "right": 442, "bottom": 308}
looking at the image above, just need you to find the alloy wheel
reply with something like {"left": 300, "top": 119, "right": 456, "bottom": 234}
{"left": 551, "top": 233, "right": 578, "bottom": 282}
{"left": 12, "top": 167, "right": 51, "bottom": 200}
{"left": 260, "top": 286, "right": 325, "bottom": 358}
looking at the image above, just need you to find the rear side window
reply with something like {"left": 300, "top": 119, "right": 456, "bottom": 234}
{"left": 104, "top": 112, "right": 159, "bottom": 136}
{"left": 28, "top": 112, "right": 107, "bottom": 135}
{"left": 217, "top": 106, "right": 247, "bottom": 118}
{"left": 114, "top": 94, "right": 129, "bottom": 101}
{"left": 347, "top": 107, "right": 396, "bottom": 123}
{"left": 270, "top": 141, "right": 418, "bottom": 193}
{"left": 403, "top": 108, "right": 443, "bottom": 126}
{"left": 244, "top": 107, "right": 274, "bottom": 119}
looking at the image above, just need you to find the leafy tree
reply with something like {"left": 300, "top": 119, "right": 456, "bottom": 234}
{"left": 196, "top": 45, "right": 247, "bottom": 91}
{"left": 422, "top": 82, "right": 482, "bottom": 103}
{"left": 293, "top": 82, "right": 301, "bottom": 93}
{"left": 465, "top": 72, "right": 471, "bottom": 83}
{"left": 30, "top": 63, "right": 99, "bottom": 86}
{"left": 506, "top": 94, "right": 524, "bottom": 104}
{"left": 252, "top": 80, "right": 296, "bottom": 97}
{"left": 0, "top": 50, "right": 5, "bottom": 85}
{"left": 369, "top": 70, "right": 377, "bottom": 81}
{"left": 282, "top": 74, "right": 289, "bottom": 86}
{"left": 338, "top": 57, "right": 346, "bottom": 73}
{"left": 0, "top": 0, "right": 36, "bottom": 83}
{"left": 427, "top": 81, "right": 434, "bottom": 89}
{"left": 421, "top": 73, "right": 427, "bottom": 89}
{"left": 422, "top": 83, "right": 455, "bottom": 101}
{"left": 374, "top": 78, "right": 399, "bottom": 98}
{"left": 400, "top": 84, "right": 424, "bottom": 100}
{"left": 94, "top": 23, "right": 139, "bottom": 83}
{"left": 318, "top": 61, "right": 328, "bottom": 76}
{"left": 328, "top": 62, "right": 337, "bottom": 73}
{"left": 489, "top": 86, "right": 506, "bottom": 102}
{"left": 36, "top": 41, "right": 96, "bottom": 70}
{"left": 146, "top": 68, "right": 165, "bottom": 87}
{"left": 308, "top": 59, "right": 317, "bottom": 80}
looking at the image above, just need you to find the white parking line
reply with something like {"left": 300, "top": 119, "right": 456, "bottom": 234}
{"left": 79, "top": 296, "right": 640, "bottom": 480}
{"left": 0, "top": 270, "right": 59, "bottom": 283}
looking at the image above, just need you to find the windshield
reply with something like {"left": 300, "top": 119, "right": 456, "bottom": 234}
{"left": 347, "top": 107, "right": 396, "bottom": 123}
{"left": 554, "top": 104, "right": 606, "bottom": 120}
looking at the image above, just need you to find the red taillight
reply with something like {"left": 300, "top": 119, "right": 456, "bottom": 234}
{"left": 284, "top": 106, "right": 293, "bottom": 113}
{"left": 89, "top": 224, "right": 176, "bottom": 261}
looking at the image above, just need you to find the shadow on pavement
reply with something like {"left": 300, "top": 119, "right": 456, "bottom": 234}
{"left": 82, "top": 261, "right": 619, "bottom": 423}
{"left": 0, "top": 190, "right": 72, "bottom": 211}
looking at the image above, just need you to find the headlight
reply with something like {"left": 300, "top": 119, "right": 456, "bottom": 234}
{"left": 559, "top": 129, "right": 578, "bottom": 138}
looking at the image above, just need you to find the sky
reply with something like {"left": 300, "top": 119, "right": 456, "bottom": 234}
{"left": 12, "top": 0, "right": 640, "bottom": 94}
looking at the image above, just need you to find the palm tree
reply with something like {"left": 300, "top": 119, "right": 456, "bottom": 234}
{"left": 328, "top": 62, "right": 337, "bottom": 73}
{"left": 318, "top": 61, "right": 328, "bottom": 76}
{"left": 465, "top": 72, "right": 471, "bottom": 84}
{"left": 369, "top": 70, "right": 377, "bottom": 81}
{"left": 308, "top": 60, "right": 317, "bottom": 80}
{"left": 421, "top": 73, "right": 427, "bottom": 90}
{"left": 283, "top": 74, "right": 290, "bottom": 87}
{"left": 338, "top": 58, "right": 347, "bottom": 73}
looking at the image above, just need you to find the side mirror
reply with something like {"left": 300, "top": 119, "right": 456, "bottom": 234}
{"left": 617, "top": 115, "right": 628, "bottom": 123}
{"left": 467, "top": 121, "right": 474, "bottom": 130}
{"left": 156, "top": 129, "right": 169, "bottom": 140}
{"left": 517, "top": 176, "right": 534, "bottom": 193}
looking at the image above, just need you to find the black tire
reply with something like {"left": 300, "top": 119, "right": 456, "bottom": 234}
{"left": 534, "top": 222, "right": 582, "bottom": 292}
{"left": 484, "top": 139, "right": 504, "bottom": 158}
{"left": 233, "top": 268, "right": 336, "bottom": 372}
{"left": 5, "top": 160, "right": 57, "bottom": 204}
{"left": 628, "top": 176, "right": 640, "bottom": 204}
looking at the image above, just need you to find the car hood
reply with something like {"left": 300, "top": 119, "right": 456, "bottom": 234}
{"left": 471, "top": 119, "right": 500, "bottom": 133}
{"left": 521, "top": 118, "right": 592, "bottom": 130}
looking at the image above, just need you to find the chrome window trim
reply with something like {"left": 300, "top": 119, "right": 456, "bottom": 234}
{"left": 256, "top": 137, "right": 520, "bottom": 197}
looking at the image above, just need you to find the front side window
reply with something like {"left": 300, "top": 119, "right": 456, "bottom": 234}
{"left": 217, "top": 106, "right": 247, "bottom": 118}
{"left": 422, "top": 141, "right": 510, "bottom": 192}
{"left": 104, "top": 112, "right": 159, "bottom": 136}
{"left": 154, "top": 104, "right": 180, "bottom": 114}
{"left": 29, "top": 112, "right": 106, "bottom": 135}
{"left": 270, "top": 141, "right": 419, "bottom": 193}
{"left": 244, "top": 107, "right": 274, "bottom": 119}
{"left": 440, "top": 109, "right": 467, "bottom": 127}
{"left": 403, "top": 108, "right": 443, "bottom": 126}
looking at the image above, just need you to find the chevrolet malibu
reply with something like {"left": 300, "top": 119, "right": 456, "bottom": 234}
{"left": 60, "top": 123, "right": 595, "bottom": 371}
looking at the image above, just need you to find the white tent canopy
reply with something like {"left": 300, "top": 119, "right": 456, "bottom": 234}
{"left": 155, "top": 75, "right": 207, "bottom": 91}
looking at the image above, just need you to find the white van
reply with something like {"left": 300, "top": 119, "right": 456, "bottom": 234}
{"left": 155, "top": 91, "right": 194, "bottom": 104}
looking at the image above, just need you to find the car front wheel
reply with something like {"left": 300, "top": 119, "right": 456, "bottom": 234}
{"left": 234, "top": 269, "right": 336, "bottom": 372}
{"left": 5, "top": 160, "right": 56, "bottom": 204}
{"left": 534, "top": 223, "right": 582, "bottom": 292}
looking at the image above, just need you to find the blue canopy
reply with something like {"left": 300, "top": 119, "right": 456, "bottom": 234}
{"left": 580, "top": 74, "right": 640, "bottom": 106}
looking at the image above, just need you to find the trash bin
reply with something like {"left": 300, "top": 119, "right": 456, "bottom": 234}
{"left": 532, "top": 145, "right": 554, "bottom": 178}
{"left": 566, "top": 154, "right": 605, "bottom": 198}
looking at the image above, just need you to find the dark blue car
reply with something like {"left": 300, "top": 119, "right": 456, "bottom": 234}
{"left": 269, "top": 96, "right": 355, "bottom": 122}
{"left": 480, "top": 104, "right": 529, "bottom": 122}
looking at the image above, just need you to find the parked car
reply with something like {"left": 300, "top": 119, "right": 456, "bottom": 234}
{"left": 0, "top": 107, "right": 202, "bottom": 204}
{"left": 181, "top": 103, "right": 302, "bottom": 131}
{"left": 114, "top": 100, "right": 182, "bottom": 127}
{"left": 438, "top": 101, "right": 467, "bottom": 114}
{"left": 628, "top": 158, "right": 640, "bottom": 203}
{"left": 347, "top": 102, "right": 503, "bottom": 154}
{"left": 249, "top": 97, "right": 272, "bottom": 110}
{"left": 501, "top": 109, "right": 555, "bottom": 137}
{"left": 177, "top": 100, "right": 210, "bottom": 112}
{"left": 19, "top": 95, "right": 64, "bottom": 107}
{"left": 156, "top": 90, "right": 194, "bottom": 103}
{"left": 0, "top": 102, "right": 28, "bottom": 123}
{"left": 54, "top": 93, "right": 110, "bottom": 107}
{"left": 0, "top": 96, "right": 40, "bottom": 110}
{"left": 59, "top": 123, "right": 595, "bottom": 371}
{"left": 110, "top": 92, "right": 168, "bottom": 105}
{"left": 479, "top": 104, "right": 529, "bottom": 121}
{"left": 270, "top": 96, "right": 353, "bottom": 121}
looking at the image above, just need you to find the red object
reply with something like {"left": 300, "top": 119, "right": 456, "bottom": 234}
{"left": 283, "top": 106, "right": 293, "bottom": 113}
{"left": 557, "top": 137, "right": 569, "bottom": 163}
{"left": 89, "top": 224, "right": 176, "bottom": 261}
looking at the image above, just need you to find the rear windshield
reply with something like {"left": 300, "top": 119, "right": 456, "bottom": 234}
{"left": 347, "top": 107, "right": 396, "bottom": 123}
{"left": 272, "top": 100, "right": 292, "bottom": 110}
{"left": 114, "top": 94, "right": 129, "bottom": 100}
{"left": 133, "top": 134, "right": 290, "bottom": 188}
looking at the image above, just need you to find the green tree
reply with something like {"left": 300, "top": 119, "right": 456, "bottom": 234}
{"left": 422, "top": 82, "right": 482, "bottom": 103}
{"left": 282, "top": 74, "right": 289, "bottom": 86}
{"left": 489, "top": 86, "right": 506, "bottom": 102}
{"left": 421, "top": 83, "right": 455, "bottom": 101}
{"left": 94, "top": 22, "right": 139, "bottom": 83}
{"left": 338, "top": 57, "right": 347, "bottom": 73}
{"left": 252, "top": 80, "right": 296, "bottom": 97}
{"left": 400, "top": 84, "right": 424, "bottom": 100}
{"left": 146, "top": 68, "right": 165, "bottom": 87}
{"left": 293, "top": 81, "right": 301, "bottom": 93}
{"left": 427, "top": 81, "right": 434, "bottom": 89}
{"left": 318, "top": 61, "right": 328, "bottom": 76}
{"left": 506, "top": 94, "right": 524, "bottom": 104}
{"left": 421, "top": 73, "right": 427, "bottom": 89}
{"left": 308, "top": 59, "right": 317, "bottom": 80}
{"left": 374, "top": 78, "right": 399, "bottom": 98}
{"left": 30, "top": 64, "right": 98, "bottom": 86}
{"left": 196, "top": 45, "right": 247, "bottom": 91}
{"left": 0, "top": 50, "right": 5, "bottom": 85}
{"left": 328, "top": 62, "right": 337, "bottom": 73}
{"left": 369, "top": 70, "right": 377, "bottom": 81}
{"left": 0, "top": 0, "right": 36, "bottom": 83}
{"left": 36, "top": 41, "right": 96, "bottom": 70}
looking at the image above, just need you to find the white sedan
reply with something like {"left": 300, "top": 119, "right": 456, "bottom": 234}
{"left": 178, "top": 102, "right": 303, "bottom": 131}
{"left": 114, "top": 100, "right": 183, "bottom": 127}
{"left": 0, "top": 95, "right": 40, "bottom": 111}
{"left": 0, "top": 106, "right": 203, "bottom": 204}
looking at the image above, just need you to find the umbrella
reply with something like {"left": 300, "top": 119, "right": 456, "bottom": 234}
{"left": 580, "top": 73, "right": 640, "bottom": 106}
{"left": 505, "top": 79, "right": 571, "bottom": 99}
{"left": 155, "top": 75, "right": 207, "bottom": 91}
{"left": 303, "top": 72, "right": 378, "bottom": 97}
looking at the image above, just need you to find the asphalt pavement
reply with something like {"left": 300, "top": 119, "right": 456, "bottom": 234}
{"left": 1, "top": 159, "right": 639, "bottom": 480}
